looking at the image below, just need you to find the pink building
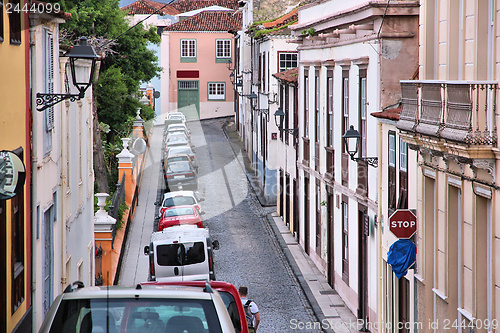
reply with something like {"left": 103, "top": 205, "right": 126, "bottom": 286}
{"left": 162, "top": 9, "right": 242, "bottom": 120}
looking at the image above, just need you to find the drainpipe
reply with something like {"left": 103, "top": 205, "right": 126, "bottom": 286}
{"left": 377, "top": 116, "right": 384, "bottom": 330}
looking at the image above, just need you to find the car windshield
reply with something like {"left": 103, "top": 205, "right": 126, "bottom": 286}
{"left": 162, "top": 196, "right": 196, "bottom": 207}
{"left": 157, "top": 242, "right": 206, "bottom": 266}
{"left": 48, "top": 298, "right": 222, "bottom": 333}
{"left": 163, "top": 207, "right": 195, "bottom": 217}
{"left": 168, "top": 147, "right": 191, "bottom": 156}
{"left": 168, "top": 156, "right": 188, "bottom": 163}
{"left": 166, "top": 162, "right": 191, "bottom": 173}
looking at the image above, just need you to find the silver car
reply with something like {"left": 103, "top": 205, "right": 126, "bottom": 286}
{"left": 39, "top": 281, "right": 235, "bottom": 332}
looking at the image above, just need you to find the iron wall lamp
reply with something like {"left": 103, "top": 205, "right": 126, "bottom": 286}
{"left": 342, "top": 125, "right": 378, "bottom": 167}
{"left": 274, "top": 107, "right": 298, "bottom": 136}
{"left": 36, "top": 37, "right": 99, "bottom": 111}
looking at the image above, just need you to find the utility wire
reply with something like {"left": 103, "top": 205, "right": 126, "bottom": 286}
{"left": 377, "top": 0, "right": 391, "bottom": 39}
{"left": 99, "top": 0, "right": 176, "bottom": 48}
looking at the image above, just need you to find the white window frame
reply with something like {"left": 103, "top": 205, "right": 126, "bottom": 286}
{"left": 207, "top": 82, "right": 225, "bottom": 100}
{"left": 181, "top": 39, "right": 196, "bottom": 58}
{"left": 279, "top": 52, "right": 298, "bottom": 72}
{"left": 216, "top": 39, "right": 231, "bottom": 59}
{"left": 399, "top": 138, "right": 407, "bottom": 172}
{"left": 389, "top": 132, "right": 396, "bottom": 167}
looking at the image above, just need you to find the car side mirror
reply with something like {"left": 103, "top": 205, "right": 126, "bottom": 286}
{"left": 200, "top": 211, "right": 205, "bottom": 215}
{"left": 155, "top": 215, "right": 160, "bottom": 220}
{"left": 144, "top": 246, "right": 150, "bottom": 255}
{"left": 154, "top": 201, "right": 160, "bottom": 206}
{"left": 212, "top": 240, "right": 220, "bottom": 250}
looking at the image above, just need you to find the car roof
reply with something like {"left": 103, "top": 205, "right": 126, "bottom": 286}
{"left": 163, "top": 190, "right": 196, "bottom": 200}
{"left": 163, "top": 204, "right": 197, "bottom": 213}
{"left": 167, "top": 153, "right": 192, "bottom": 160}
{"left": 151, "top": 226, "right": 209, "bottom": 242}
{"left": 58, "top": 284, "right": 215, "bottom": 300}
{"left": 168, "top": 146, "right": 193, "bottom": 154}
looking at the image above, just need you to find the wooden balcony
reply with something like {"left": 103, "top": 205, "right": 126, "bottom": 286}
{"left": 398, "top": 81, "right": 498, "bottom": 148}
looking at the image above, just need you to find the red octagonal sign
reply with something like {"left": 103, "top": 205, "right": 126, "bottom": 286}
{"left": 389, "top": 209, "right": 417, "bottom": 239}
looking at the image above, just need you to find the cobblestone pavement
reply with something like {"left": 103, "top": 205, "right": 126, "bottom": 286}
{"left": 190, "top": 118, "right": 321, "bottom": 332}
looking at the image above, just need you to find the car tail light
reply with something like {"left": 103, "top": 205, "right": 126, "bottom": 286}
{"left": 150, "top": 255, "right": 155, "bottom": 278}
{"left": 209, "top": 256, "right": 213, "bottom": 271}
{"left": 187, "top": 172, "right": 194, "bottom": 177}
{"left": 196, "top": 221, "right": 203, "bottom": 228}
{"left": 165, "top": 174, "right": 173, "bottom": 179}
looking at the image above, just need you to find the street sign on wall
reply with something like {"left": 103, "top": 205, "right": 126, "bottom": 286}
{"left": 389, "top": 209, "right": 417, "bottom": 239}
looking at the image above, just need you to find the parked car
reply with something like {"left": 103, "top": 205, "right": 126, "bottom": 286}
{"left": 142, "top": 281, "right": 249, "bottom": 333}
{"left": 155, "top": 190, "right": 204, "bottom": 215}
{"left": 157, "top": 205, "right": 204, "bottom": 231}
{"left": 163, "top": 152, "right": 198, "bottom": 172}
{"left": 144, "top": 225, "right": 220, "bottom": 282}
{"left": 167, "top": 123, "right": 190, "bottom": 135}
{"left": 165, "top": 131, "right": 191, "bottom": 144}
{"left": 164, "top": 135, "right": 192, "bottom": 149}
{"left": 163, "top": 160, "right": 197, "bottom": 191}
{"left": 166, "top": 145, "right": 195, "bottom": 161}
{"left": 166, "top": 111, "right": 186, "bottom": 122}
{"left": 39, "top": 281, "right": 236, "bottom": 333}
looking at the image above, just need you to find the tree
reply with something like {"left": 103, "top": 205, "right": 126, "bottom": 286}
{"left": 51, "top": 0, "right": 162, "bottom": 192}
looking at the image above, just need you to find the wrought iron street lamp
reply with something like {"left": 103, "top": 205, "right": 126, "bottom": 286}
{"left": 274, "top": 107, "right": 298, "bottom": 136}
{"left": 36, "top": 36, "right": 99, "bottom": 111}
{"left": 342, "top": 125, "right": 378, "bottom": 167}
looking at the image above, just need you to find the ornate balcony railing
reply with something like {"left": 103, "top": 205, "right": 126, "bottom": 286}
{"left": 398, "top": 80, "right": 498, "bottom": 146}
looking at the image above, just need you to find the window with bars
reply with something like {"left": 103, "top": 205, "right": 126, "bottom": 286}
{"left": 279, "top": 52, "right": 298, "bottom": 72}
{"left": 44, "top": 29, "right": 54, "bottom": 155}
{"left": 207, "top": 82, "right": 225, "bottom": 100}
{"left": 179, "top": 81, "right": 198, "bottom": 90}
{"left": 216, "top": 39, "right": 231, "bottom": 59}
{"left": 181, "top": 39, "right": 196, "bottom": 60}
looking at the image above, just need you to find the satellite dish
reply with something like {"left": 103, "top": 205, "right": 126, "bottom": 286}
{"left": 153, "top": 91, "right": 161, "bottom": 99}
{"left": 130, "top": 137, "right": 147, "bottom": 156}
{"left": 0, "top": 150, "right": 26, "bottom": 200}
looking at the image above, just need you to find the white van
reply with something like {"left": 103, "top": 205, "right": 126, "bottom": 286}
{"left": 144, "top": 225, "right": 219, "bottom": 282}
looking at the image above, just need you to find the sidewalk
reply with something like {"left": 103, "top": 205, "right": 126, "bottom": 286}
{"left": 222, "top": 119, "right": 359, "bottom": 333}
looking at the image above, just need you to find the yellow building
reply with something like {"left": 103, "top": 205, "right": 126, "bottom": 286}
{"left": 397, "top": 1, "right": 499, "bottom": 332}
{"left": 0, "top": 1, "right": 33, "bottom": 332}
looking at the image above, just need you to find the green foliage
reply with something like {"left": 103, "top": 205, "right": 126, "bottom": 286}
{"left": 301, "top": 28, "right": 316, "bottom": 37}
{"left": 115, "top": 200, "right": 129, "bottom": 230}
{"left": 253, "top": 20, "right": 298, "bottom": 39}
{"left": 47, "top": 0, "right": 161, "bottom": 141}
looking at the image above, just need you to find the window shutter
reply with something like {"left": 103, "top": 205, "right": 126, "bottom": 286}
{"left": 44, "top": 30, "right": 54, "bottom": 131}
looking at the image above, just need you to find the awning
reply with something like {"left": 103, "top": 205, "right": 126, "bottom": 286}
{"left": 387, "top": 239, "right": 416, "bottom": 279}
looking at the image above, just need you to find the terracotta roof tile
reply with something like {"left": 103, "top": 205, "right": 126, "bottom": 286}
{"left": 263, "top": 9, "right": 298, "bottom": 29}
{"left": 371, "top": 105, "right": 401, "bottom": 121}
{"left": 272, "top": 67, "right": 298, "bottom": 84}
{"left": 163, "top": 10, "right": 242, "bottom": 32}
{"left": 170, "top": 0, "right": 239, "bottom": 12}
{"left": 122, "top": 0, "right": 180, "bottom": 15}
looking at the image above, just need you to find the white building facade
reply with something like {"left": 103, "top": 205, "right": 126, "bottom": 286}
{"left": 290, "top": 0, "right": 419, "bottom": 323}
{"left": 30, "top": 13, "right": 96, "bottom": 331}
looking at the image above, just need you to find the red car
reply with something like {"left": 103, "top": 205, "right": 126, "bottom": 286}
{"left": 141, "top": 280, "right": 249, "bottom": 333}
{"left": 158, "top": 205, "right": 204, "bottom": 231}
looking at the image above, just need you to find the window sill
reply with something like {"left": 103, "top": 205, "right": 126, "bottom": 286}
{"left": 414, "top": 274, "right": 424, "bottom": 283}
{"left": 432, "top": 288, "right": 448, "bottom": 302}
{"left": 457, "top": 308, "right": 475, "bottom": 322}
{"left": 181, "top": 58, "right": 197, "bottom": 63}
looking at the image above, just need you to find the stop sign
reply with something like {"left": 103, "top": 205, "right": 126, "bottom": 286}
{"left": 389, "top": 210, "right": 417, "bottom": 238}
